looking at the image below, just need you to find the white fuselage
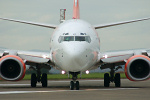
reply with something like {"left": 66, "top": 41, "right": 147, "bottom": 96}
{"left": 50, "top": 19, "right": 100, "bottom": 72}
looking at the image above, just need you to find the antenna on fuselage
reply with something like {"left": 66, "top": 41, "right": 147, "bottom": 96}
{"left": 60, "top": 9, "right": 66, "bottom": 23}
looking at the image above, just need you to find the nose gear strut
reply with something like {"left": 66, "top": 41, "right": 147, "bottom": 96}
{"left": 69, "top": 72, "right": 80, "bottom": 90}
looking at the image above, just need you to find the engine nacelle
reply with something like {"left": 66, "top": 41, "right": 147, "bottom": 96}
{"left": 0, "top": 55, "right": 26, "bottom": 81}
{"left": 125, "top": 55, "right": 150, "bottom": 81}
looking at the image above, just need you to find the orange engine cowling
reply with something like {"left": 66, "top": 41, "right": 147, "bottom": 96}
{"left": 125, "top": 55, "right": 150, "bottom": 81}
{"left": 0, "top": 55, "right": 26, "bottom": 81}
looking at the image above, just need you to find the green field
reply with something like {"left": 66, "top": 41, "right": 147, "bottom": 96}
{"left": 23, "top": 73, "right": 126, "bottom": 80}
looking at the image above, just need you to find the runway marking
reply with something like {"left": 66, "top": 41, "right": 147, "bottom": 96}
{"left": 0, "top": 84, "right": 30, "bottom": 86}
{"left": 0, "top": 88, "right": 139, "bottom": 95}
{"left": 0, "top": 90, "right": 80, "bottom": 94}
{"left": 85, "top": 88, "right": 139, "bottom": 91}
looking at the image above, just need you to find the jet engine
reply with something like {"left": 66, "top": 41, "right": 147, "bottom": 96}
{"left": 0, "top": 55, "right": 26, "bottom": 81}
{"left": 125, "top": 55, "right": 150, "bottom": 81}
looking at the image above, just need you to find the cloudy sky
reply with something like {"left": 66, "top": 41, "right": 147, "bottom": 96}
{"left": 0, "top": 0, "right": 150, "bottom": 52}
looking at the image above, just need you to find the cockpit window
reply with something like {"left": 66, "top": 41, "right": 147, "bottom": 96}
{"left": 85, "top": 36, "right": 91, "bottom": 43}
{"left": 64, "top": 36, "right": 74, "bottom": 41}
{"left": 75, "top": 36, "right": 85, "bottom": 41}
{"left": 58, "top": 36, "right": 91, "bottom": 43}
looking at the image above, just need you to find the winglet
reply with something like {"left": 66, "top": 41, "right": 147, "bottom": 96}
{"left": 73, "top": 0, "right": 80, "bottom": 19}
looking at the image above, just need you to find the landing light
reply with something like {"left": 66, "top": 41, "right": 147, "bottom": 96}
{"left": 86, "top": 70, "right": 89, "bottom": 74}
{"left": 61, "top": 70, "right": 65, "bottom": 74}
{"left": 42, "top": 55, "right": 48, "bottom": 59}
{"left": 103, "top": 55, "right": 108, "bottom": 58}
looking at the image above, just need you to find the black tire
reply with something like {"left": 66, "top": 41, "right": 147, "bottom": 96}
{"left": 70, "top": 81, "right": 74, "bottom": 90}
{"left": 41, "top": 73, "right": 47, "bottom": 87}
{"left": 31, "top": 73, "right": 37, "bottom": 87}
{"left": 104, "top": 73, "right": 110, "bottom": 87}
{"left": 115, "top": 73, "right": 121, "bottom": 87}
{"left": 75, "top": 81, "right": 80, "bottom": 90}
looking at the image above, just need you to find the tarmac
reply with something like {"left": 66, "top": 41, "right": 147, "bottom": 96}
{"left": 0, "top": 79, "right": 150, "bottom": 100}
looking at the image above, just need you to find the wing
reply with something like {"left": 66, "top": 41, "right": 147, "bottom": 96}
{"left": 0, "top": 17, "right": 57, "bottom": 29}
{"left": 97, "top": 48, "right": 150, "bottom": 81}
{"left": 0, "top": 48, "right": 55, "bottom": 81}
{"left": 94, "top": 17, "right": 150, "bottom": 29}
{"left": 99, "top": 48, "right": 150, "bottom": 65}
{"left": 0, "top": 48, "right": 53, "bottom": 64}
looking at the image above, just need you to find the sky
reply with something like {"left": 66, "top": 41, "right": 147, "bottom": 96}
{"left": 0, "top": 0, "right": 150, "bottom": 52}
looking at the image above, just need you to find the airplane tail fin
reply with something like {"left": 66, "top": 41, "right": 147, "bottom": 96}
{"left": 73, "top": 0, "right": 80, "bottom": 19}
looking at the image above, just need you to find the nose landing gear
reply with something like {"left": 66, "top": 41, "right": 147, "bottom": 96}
{"left": 69, "top": 72, "right": 80, "bottom": 90}
{"left": 70, "top": 81, "right": 80, "bottom": 90}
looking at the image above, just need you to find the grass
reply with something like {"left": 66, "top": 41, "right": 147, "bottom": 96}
{"left": 23, "top": 73, "right": 126, "bottom": 80}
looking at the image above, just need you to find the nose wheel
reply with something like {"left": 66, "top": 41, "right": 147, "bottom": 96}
{"left": 69, "top": 72, "right": 80, "bottom": 90}
{"left": 70, "top": 81, "right": 80, "bottom": 90}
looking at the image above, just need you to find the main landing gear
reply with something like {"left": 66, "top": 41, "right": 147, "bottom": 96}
{"left": 31, "top": 65, "right": 48, "bottom": 87}
{"left": 104, "top": 65, "right": 121, "bottom": 87}
{"left": 69, "top": 72, "right": 80, "bottom": 90}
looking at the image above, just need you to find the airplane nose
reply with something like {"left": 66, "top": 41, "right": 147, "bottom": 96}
{"left": 62, "top": 43, "right": 89, "bottom": 72}
{"left": 65, "top": 46, "right": 83, "bottom": 57}
{"left": 65, "top": 45, "right": 84, "bottom": 62}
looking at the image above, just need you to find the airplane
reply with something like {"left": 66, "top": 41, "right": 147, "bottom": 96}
{"left": 0, "top": 0, "right": 150, "bottom": 90}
